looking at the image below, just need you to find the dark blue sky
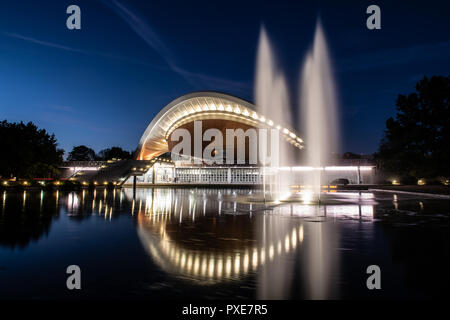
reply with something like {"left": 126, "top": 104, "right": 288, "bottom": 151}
{"left": 1, "top": 0, "right": 449, "bottom": 155}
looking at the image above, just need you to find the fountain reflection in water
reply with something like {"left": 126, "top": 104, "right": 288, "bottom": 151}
{"left": 297, "top": 22, "right": 340, "bottom": 298}
{"left": 253, "top": 20, "right": 344, "bottom": 298}
{"left": 122, "top": 188, "right": 374, "bottom": 299}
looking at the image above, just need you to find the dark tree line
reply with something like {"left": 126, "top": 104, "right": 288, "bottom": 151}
{"left": 0, "top": 120, "right": 64, "bottom": 178}
{"left": 0, "top": 120, "right": 134, "bottom": 179}
{"left": 376, "top": 76, "right": 450, "bottom": 182}
{"left": 67, "top": 145, "right": 133, "bottom": 161}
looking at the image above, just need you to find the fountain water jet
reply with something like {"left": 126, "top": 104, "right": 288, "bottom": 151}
{"left": 300, "top": 20, "right": 339, "bottom": 199}
{"left": 254, "top": 26, "right": 293, "bottom": 202}
{"left": 252, "top": 20, "right": 338, "bottom": 204}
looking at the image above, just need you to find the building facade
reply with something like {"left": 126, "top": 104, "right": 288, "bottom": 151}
{"left": 62, "top": 91, "right": 375, "bottom": 186}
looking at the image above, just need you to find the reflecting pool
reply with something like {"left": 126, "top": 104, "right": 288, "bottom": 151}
{"left": 1, "top": 188, "right": 450, "bottom": 299}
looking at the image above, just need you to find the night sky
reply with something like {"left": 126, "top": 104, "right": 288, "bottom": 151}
{"left": 1, "top": 0, "right": 449, "bottom": 156}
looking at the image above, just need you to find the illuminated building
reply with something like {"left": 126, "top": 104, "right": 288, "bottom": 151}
{"left": 61, "top": 91, "right": 375, "bottom": 186}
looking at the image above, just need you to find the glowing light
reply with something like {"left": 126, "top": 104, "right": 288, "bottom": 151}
{"left": 193, "top": 255, "right": 200, "bottom": 275}
{"left": 259, "top": 116, "right": 266, "bottom": 123}
{"left": 252, "top": 249, "right": 258, "bottom": 269}
{"left": 292, "top": 166, "right": 366, "bottom": 171}
{"left": 226, "top": 257, "right": 232, "bottom": 276}
{"left": 325, "top": 166, "right": 358, "bottom": 171}
{"left": 234, "top": 255, "right": 240, "bottom": 274}
{"left": 243, "top": 253, "right": 249, "bottom": 272}
{"left": 291, "top": 229, "right": 297, "bottom": 248}
{"left": 267, "top": 120, "right": 273, "bottom": 126}
{"left": 279, "top": 191, "right": 291, "bottom": 201}
{"left": 208, "top": 258, "right": 215, "bottom": 277}
{"left": 269, "top": 245, "right": 274, "bottom": 261}
{"left": 217, "top": 258, "right": 223, "bottom": 277}
{"left": 299, "top": 225, "right": 304, "bottom": 243}
{"left": 201, "top": 256, "right": 207, "bottom": 276}
{"left": 234, "top": 106, "right": 241, "bottom": 114}
{"left": 285, "top": 235, "right": 290, "bottom": 253}
{"left": 226, "top": 105, "right": 233, "bottom": 112}
{"left": 283, "top": 128, "right": 289, "bottom": 134}
{"left": 252, "top": 112, "right": 258, "bottom": 120}
{"left": 301, "top": 191, "right": 313, "bottom": 204}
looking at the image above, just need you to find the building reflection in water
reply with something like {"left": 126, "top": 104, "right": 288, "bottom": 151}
{"left": 3, "top": 188, "right": 449, "bottom": 299}
{"left": 0, "top": 187, "right": 374, "bottom": 298}
{"left": 0, "top": 187, "right": 375, "bottom": 297}
{"left": 125, "top": 188, "right": 374, "bottom": 299}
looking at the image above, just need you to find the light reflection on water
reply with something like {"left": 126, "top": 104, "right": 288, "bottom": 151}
{"left": 129, "top": 188, "right": 370, "bottom": 299}
{"left": 0, "top": 187, "right": 450, "bottom": 299}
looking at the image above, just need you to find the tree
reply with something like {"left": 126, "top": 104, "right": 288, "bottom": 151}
{"left": 67, "top": 145, "right": 97, "bottom": 161}
{"left": 0, "top": 120, "right": 64, "bottom": 178}
{"left": 376, "top": 76, "right": 450, "bottom": 181}
{"left": 97, "top": 147, "right": 132, "bottom": 160}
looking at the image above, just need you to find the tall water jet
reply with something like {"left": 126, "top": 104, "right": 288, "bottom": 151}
{"left": 300, "top": 20, "right": 339, "bottom": 197}
{"left": 255, "top": 26, "right": 293, "bottom": 201}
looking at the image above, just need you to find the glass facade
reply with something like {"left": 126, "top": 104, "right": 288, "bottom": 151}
{"left": 230, "top": 168, "right": 261, "bottom": 184}
{"left": 176, "top": 167, "right": 261, "bottom": 184}
{"left": 125, "top": 165, "right": 374, "bottom": 185}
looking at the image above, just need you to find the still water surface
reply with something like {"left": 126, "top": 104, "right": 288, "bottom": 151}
{"left": 1, "top": 188, "right": 450, "bottom": 299}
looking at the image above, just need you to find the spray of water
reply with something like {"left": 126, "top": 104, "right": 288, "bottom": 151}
{"left": 253, "top": 21, "right": 340, "bottom": 300}
{"left": 254, "top": 20, "right": 337, "bottom": 201}
{"left": 300, "top": 20, "right": 339, "bottom": 197}
{"left": 254, "top": 26, "right": 293, "bottom": 200}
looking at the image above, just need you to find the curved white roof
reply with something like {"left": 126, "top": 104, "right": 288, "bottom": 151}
{"left": 137, "top": 91, "right": 303, "bottom": 160}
